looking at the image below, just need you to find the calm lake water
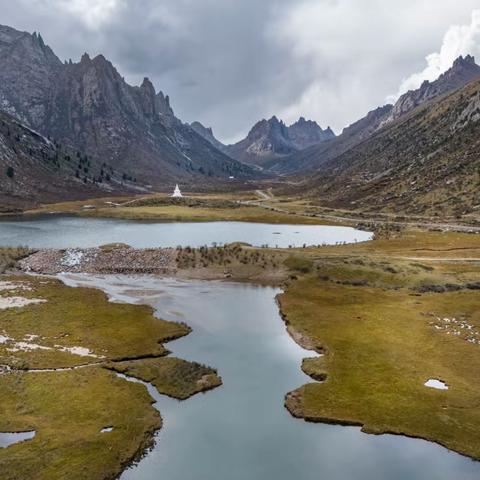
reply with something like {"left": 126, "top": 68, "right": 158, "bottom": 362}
{"left": 59, "top": 274, "right": 480, "bottom": 480}
{"left": 0, "top": 431, "right": 35, "bottom": 449}
{"left": 0, "top": 215, "right": 372, "bottom": 248}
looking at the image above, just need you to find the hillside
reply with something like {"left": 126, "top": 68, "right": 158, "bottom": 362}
{"left": 269, "top": 55, "right": 480, "bottom": 176}
{"left": 189, "top": 121, "right": 226, "bottom": 152}
{"left": 0, "top": 111, "right": 138, "bottom": 211}
{"left": 304, "top": 77, "right": 480, "bottom": 216}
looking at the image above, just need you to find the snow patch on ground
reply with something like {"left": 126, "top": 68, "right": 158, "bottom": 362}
{"left": 0, "top": 331, "right": 103, "bottom": 359}
{"left": 424, "top": 379, "right": 449, "bottom": 390}
{"left": 0, "top": 430, "right": 36, "bottom": 449}
{"left": 429, "top": 315, "right": 480, "bottom": 345}
{"left": 61, "top": 250, "right": 85, "bottom": 267}
{"left": 7, "top": 342, "right": 51, "bottom": 353}
{"left": 0, "top": 297, "right": 46, "bottom": 310}
{"left": 24, "top": 334, "right": 39, "bottom": 342}
{"left": 0, "top": 281, "right": 32, "bottom": 292}
{"left": 54, "top": 345, "right": 105, "bottom": 358}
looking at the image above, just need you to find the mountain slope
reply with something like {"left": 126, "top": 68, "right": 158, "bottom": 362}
{"left": 266, "top": 105, "right": 393, "bottom": 174}
{"left": 226, "top": 116, "right": 334, "bottom": 166}
{"left": 0, "top": 111, "right": 138, "bottom": 211}
{"left": 189, "top": 121, "right": 226, "bottom": 152}
{"left": 0, "top": 25, "right": 257, "bottom": 192}
{"left": 304, "top": 77, "right": 480, "bottom": 216}
{"left": 269, "top": 56, "right": 480, "bottom": 176}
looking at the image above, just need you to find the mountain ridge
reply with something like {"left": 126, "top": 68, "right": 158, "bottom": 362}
{"left": 0, "top": 24, "right": 258, "bottom": 194}
{"left": 267, "top": 55, "right": 480, "bottom": 176}
{"left": 225, "top": 115, "right": 335, "bottom": 166}
{"left": 301, "top": 75, "right": 480, "bottom": 215}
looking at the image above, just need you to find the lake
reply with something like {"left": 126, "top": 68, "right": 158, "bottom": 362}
{"left": 59, "top": 274, "right": 480, "bottom": 480}
{"left": 0, "top": 215, "right": 372, "bottom": 248}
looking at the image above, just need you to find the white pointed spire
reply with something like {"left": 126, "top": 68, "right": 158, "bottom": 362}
{"left": 172, "top": 184, "right": 183, "bottom": 198}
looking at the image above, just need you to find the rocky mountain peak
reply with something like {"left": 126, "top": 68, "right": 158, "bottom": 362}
{"left": 453, "top": 54, "right": 476, "bottom": 69}
{"left": 156, "top": 91, "right": 174, "bottom": 117}
{"left": 247, "top": 116, "right": 288, "bottom": 140}
{"left": 384, "top": 55, "right": 480, "bottom": 126}
{"left": 0, "top": 24, "right": 24, "bottom": 45}
{"left": 138, "top": 77, "right": 157, "bottom": 117}
{"left": 227, "top": 114, "right": 333, "bottom": 165}
{"left": 0, "top": 25, "right": 62, "bottom": 126}
{"left": 288, "top": 117, "right": 336, "bottom": 149}
{"left": 191, "top": 121, "right": 214, "bottom": 137}
{"left": 80, "top": 52, "right": 91, "bottom": 63}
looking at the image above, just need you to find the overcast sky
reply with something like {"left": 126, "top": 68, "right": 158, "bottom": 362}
{"left": 1, "top": 0, "right": 480, "bottom": 143}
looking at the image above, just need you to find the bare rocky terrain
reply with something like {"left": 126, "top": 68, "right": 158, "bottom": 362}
{"left": 20, "top": 246, "right": 177, "bottom": 275}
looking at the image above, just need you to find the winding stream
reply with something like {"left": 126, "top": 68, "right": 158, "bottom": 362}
{"left": 60, "top": 274, "right": 480, "bottom": 480}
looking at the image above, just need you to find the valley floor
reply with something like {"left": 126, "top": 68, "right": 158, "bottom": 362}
{"left": 0, "top": 199, "right": 480, "bottom": 477}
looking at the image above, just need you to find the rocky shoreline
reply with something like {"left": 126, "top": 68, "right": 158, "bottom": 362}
{"left": 20, "top": 246, "right": 177, "bottom": 275}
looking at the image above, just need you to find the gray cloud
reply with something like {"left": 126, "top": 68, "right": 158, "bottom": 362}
{"left": 1, "top": 0, "right": 480, "bottom": 142}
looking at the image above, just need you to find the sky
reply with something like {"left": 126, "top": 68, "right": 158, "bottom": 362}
{"left": 1, "top": 0, "right": 480, "bottom": 143}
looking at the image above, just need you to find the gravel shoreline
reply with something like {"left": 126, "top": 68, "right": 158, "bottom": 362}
{"left": 20, "top": 247, "right": 177, "bottom": 275}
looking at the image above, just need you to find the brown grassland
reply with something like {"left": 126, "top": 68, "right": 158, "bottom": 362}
{"left": 0, "top": 197, "right": 480, "bottom": 476}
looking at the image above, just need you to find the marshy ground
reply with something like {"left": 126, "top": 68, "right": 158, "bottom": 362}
{"left": 0, "top": 274, "right": 221, "bottom": 480}
{"left": 1, "top": 195, "right": 480, "bottom": 476}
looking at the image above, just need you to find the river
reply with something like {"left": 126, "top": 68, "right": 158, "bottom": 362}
{"left": 58, "top": 274, "right": 480, "bottom": 480}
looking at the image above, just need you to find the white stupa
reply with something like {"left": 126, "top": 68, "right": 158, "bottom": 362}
{"left": 171, "top": 184, "right": 183, "bottom": 198}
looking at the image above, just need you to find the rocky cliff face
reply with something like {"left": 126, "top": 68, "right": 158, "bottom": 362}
{"left": 0, "top": 26, "right": 62, "bottom": 127}
{"left": 384, "top": 55, "right": 480, "bottom": 126}
{"left": 226, "top": 116, "right": 334, "bottom": 166}
{"left": 0, "top": 24, "right": 256, "bottom": 192}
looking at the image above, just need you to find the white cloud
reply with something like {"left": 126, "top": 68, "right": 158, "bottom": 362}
{"left": 270, "top": 1, "right": 480, "bottom": 133}
{"left": 56, "top": 0, "right": 122, "bottom": 29}
{"left": 389, "top": 9, "right": 480, "bottom": 102}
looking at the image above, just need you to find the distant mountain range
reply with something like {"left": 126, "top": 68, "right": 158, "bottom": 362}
{"left": 266, "top": 55, "right": 480, "bottom": 176}
{"left": 190, "top": 116, "right": 335, "bottom": 167}
{"left": 0, "top": 24, "right": 257, "bottom": 204}
{"left": 281, "top": 55, "right": 480, "bottom": 215}
{"left": 1, "top": 22, "right": 480, "bottom": 215}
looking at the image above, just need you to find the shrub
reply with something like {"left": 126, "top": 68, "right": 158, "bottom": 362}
{"left": 284, "top": 255, "right": 314, "bottom": 274}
